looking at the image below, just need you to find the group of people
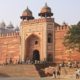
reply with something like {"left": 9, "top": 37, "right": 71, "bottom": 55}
{"left": 67, "top": 61, "right": 79, "bottom": 68}
{"left": 44, "top": 61, "right": 80, "bottom": 79}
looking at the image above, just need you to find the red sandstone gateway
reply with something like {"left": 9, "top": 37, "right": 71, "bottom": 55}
{"left": 0, "top": 3, "right": 80, "bottom": 64}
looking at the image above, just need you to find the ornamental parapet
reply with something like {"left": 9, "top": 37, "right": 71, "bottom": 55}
{"left": 0, "top": 32, "right": 19, "bottom": 38}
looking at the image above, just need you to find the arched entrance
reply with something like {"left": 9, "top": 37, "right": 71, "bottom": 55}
{"left": 25, "top": 34, "right": 40, "bottom": 61}
{"left": 33, "top": 50, "right": 40, "bottom": 62}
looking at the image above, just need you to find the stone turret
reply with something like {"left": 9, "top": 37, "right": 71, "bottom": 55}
{"left": 39, "top": 3, "right": 53, "bottom": 18}
{"left": 20, "top": 7, "right": 34, "bottom": 20}
{"left": 7, "top": 22, "right": 14, "bottom": 29}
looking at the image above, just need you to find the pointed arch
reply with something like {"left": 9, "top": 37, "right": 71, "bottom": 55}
{"left": 24, "top": 34, "right": 40, "bottom": 61}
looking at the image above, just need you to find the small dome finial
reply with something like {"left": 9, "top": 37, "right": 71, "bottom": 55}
{"left": 26, "top": 6, "right": 29, "bottom": 10}
{"left": 45, "top": 2, "right": 47, "bottom": 7}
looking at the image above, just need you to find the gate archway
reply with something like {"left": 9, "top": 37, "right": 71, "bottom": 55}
{"left": 33, "top": 50, "right": 40, "bottom": 61}
{"left": 25, "top": 34, "right": 40, "bottom": 61}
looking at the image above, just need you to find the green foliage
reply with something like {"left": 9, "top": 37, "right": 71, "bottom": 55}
{"left": 63, "top": 21, "right": 80, "bottom": 51}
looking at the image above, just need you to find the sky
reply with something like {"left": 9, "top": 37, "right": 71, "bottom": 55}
{"left": 0, "top": 0, "right": 80, "bottom": 27}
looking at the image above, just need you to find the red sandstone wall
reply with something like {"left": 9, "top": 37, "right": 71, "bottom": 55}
{"left": 55, "top": 24, "right": 69, "bottom": 62}
{"left": 0, "top": 32, "right": 20, "bottom": 64}
{"left": 55, "top": 24, "right": 80, "bottom": 63}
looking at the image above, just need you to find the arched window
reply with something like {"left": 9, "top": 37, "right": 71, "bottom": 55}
{"left": 48, "top": 33, "right": 52, "bottom": 43}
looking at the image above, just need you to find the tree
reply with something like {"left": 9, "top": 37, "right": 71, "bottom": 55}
{"left": 63, "top": 21, "right": 80, "bottom": 52}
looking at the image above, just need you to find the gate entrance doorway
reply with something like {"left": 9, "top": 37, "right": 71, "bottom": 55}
{"left": 33, "top": 50, "right": 40, "bottom": 62}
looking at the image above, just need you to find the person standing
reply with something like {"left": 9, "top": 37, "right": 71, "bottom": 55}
{"left": 56, "top": 68, "right": 60, "bottom": 78}
{"left": 53, "top": 69, "right": 56, "bottom": 78}
{"left": 75, "top": 68, "right": 80, "bottom": 79}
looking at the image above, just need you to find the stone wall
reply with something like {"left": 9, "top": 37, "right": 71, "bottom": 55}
{"left": 0, "top": 32, "right": 20, "bottom": 64}
{"left": 55, "top": 24, "right": 80, "bottom": 63}
{"left": 55, "top": 24, "right": 68, "bottom": 62}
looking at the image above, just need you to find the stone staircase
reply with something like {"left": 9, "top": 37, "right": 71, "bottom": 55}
{"left": 0, "top": 64, "right": 40, "bottom": 77}
{"left": 0, "top": 63, "right": 77, "bottom": 78}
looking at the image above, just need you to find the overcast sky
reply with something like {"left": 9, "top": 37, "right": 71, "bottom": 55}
{"left": 0, "top": 0, "right": 80, "bottom": 27}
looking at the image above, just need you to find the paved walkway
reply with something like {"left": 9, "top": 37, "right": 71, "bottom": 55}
{"left": 0, "top": 75, "right": 78, "bottom": 80}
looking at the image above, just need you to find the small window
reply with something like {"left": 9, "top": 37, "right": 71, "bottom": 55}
{"left": 35, "top": 41, "right": 38, "bottom": 45}
{"left": 48, "top": 33, "right": 52, "bottom": 43}
{"left": 48, "top": 37, "right": 51, "bottom": 43}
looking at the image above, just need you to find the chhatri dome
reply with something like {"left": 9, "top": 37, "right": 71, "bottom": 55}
{"left": 39, "top": 3, "right": 53, "bottom": 17}
{"left": 20, "top": 7, "right": 34, "bottom": 20}
{"left": 7, "top": 22, "right": 14, "bottom": 29}
{"left": 0, "top": 21, "right": 6, "bottom": 29}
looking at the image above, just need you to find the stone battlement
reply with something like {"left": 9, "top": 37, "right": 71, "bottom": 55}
{"left": 55, "top": 24, "right": 70, "bottom": 31}
{"left": 0, "top": 32, "right": 19, "bottom": 38}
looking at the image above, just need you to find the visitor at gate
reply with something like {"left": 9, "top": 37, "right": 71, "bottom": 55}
{"left": 75, "top": 68, "right": 80, "bottom": 79}
{"left": 53, "top": 69, "right": 56, "bottom": 78}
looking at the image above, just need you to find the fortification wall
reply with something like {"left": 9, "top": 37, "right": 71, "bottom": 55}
{"left": 0, "top": 32, "right": 20, "bottom": 64}
{"left": 55, "top": 25, "right": 80, "bottom": 62}
{"left": 55, "top": 24, "right": 69, "bottom": 62}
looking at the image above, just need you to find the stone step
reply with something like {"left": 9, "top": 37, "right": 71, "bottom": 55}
{"left": 0, "top": 64, "right": 40, "bottom": 77}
